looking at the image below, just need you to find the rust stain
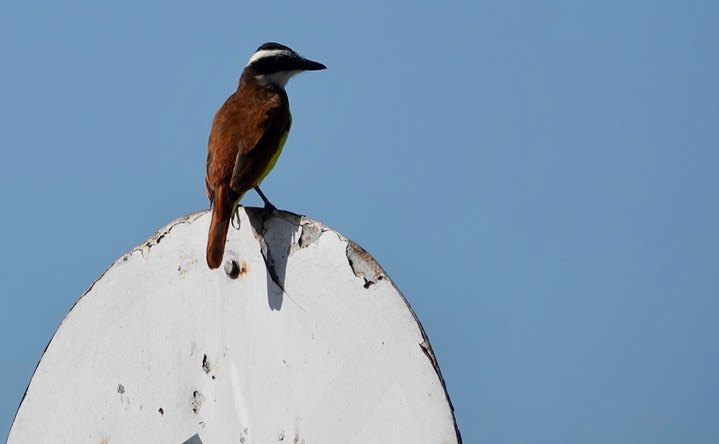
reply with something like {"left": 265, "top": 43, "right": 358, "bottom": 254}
{"left": 346, "top": 241, "right": 385, "bottom": 289}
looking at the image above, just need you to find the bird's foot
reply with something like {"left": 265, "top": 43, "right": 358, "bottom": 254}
{"left": 263, "top": 202, "right": 277, "bottom": 213}
{"left": 254, "top": 186, "right": 277, "bottom": 213}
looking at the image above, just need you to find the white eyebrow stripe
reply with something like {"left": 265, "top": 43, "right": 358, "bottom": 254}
{"left": 247, "top": 49, "right": 293, "bottom": 66}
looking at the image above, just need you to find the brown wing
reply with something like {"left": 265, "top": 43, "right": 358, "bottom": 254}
{"left": 206, "top": 94, "right": 233, "bottom": 203}
{"left": 205, "top": 92, "right": 243, "bottom": 204}
{"left": 229, "top": 90, "right": 290, "bottom": 194}
{"left": 205, "top": 87, "right": 290, "bottom": 202}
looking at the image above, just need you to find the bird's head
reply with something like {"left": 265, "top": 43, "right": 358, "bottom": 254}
{"left": 244, "top": 42, "right": 326, "bottom": 89}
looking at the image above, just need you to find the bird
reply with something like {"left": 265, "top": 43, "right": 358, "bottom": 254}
{"left": 205, "top": 42, "right": 326, "bottom": 269}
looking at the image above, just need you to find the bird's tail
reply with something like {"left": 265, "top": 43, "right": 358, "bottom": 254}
{"left": 206, "top": 190, "right": 235, "bottom": 269}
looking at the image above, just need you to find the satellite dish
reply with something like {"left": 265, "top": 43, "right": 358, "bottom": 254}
{"left": 8, "top": 209, "right": 461, "bottom": 443}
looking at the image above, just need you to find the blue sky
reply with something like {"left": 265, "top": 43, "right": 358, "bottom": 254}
{"left": 2, "top": 1, "right": 718, "bottom": 442}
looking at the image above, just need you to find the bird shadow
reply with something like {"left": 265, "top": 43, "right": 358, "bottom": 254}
{"left": 245, "top": 207, "right": 301, "bottom": 311}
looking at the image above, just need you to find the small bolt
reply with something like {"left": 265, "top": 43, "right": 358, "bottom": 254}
{"left": 225, "top": 259, "right": 240, "bottom": 279}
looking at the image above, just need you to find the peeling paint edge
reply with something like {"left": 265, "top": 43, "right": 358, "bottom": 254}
{"left": 383, "top": 273, "right": 463, "bottom": 443}
{"left": 244, "top": 207, "right": 328, "bottom": 257}
{"left": 345, "top": 241, "right": 385, "bottom": 289}
{"left": 131, "top": 210, "right": 206, "bottom": 259}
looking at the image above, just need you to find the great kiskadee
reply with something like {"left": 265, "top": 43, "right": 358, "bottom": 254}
{"left": 205, "top": 42, "right": 326, "bottom": 269}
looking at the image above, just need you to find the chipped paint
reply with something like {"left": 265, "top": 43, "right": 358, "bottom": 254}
{"left": 345, "top": 241, "right": 385, "bottom": 289}
{"left": 288, "top": 219, "right": 325, "bottom": 256}
{"left": 191, "top": 391, "right": 204, "bottom": 414}
{"left": 202, "top": 354, "right": 211, "bottom": 374}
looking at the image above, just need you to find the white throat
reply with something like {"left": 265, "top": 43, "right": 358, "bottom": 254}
{"left": 255, "top": 70, "right": 301, "bottom": 89}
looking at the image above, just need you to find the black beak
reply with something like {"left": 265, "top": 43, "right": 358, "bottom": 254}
{"left": 298, "top": 57, "right": 326, "bottom": 71}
